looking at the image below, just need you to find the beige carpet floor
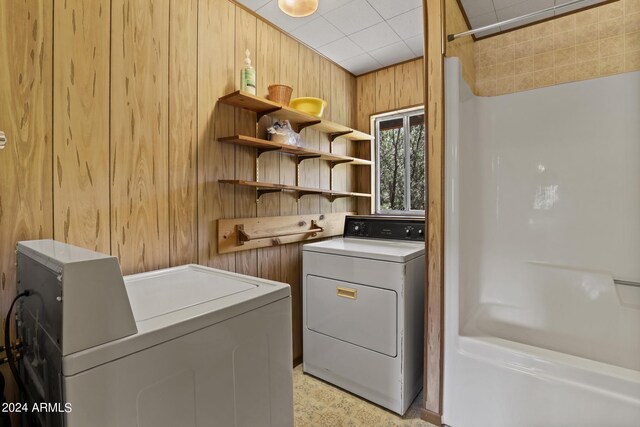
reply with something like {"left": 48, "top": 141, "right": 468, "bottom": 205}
{"left": 293, "top": 365, "right": 437, "bottom": 427}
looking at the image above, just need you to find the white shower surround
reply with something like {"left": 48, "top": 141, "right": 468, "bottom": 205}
{"left": 443, "top": 58, "right": 640, "bottom": 427}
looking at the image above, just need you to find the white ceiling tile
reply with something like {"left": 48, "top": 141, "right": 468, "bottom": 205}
{"left": 291, "top": 16, "right": 344, "bottom": 48}
{"left": 404, "top": 34, "right": 424, "bottom": 57}
{"left": 350, "top": 21, "right": 401, "bottom": 51}
{"left": 317, "top": 36, "right": 365, "bottom": 62}
{"left": 323, "top": 0, "right": 383, "bottom": 35}
{"left": 317, "top": 0, "right": 353, "bottom": 15}
{"left": 369, "top": 41, "right": 416, "bottom": 67}
{"left": 236, "top": 0, "right": 271, "bottom": 11}
{"left": 387, "top": 7, "right": 423, "bottom": 40}
{"left": 255, "top": 0, "right": 318, "bottom": 32}
{"left": 459, "top": 0, "right": 495, "bottom": 18}
{"left": 338, "top": 53, "right": 381, "bottom": 75}
{"left": 496, "top": 0, "right": 554, "bottom": 21}
{"left": 366, "top": 0, "right": 422, "bottom": 20}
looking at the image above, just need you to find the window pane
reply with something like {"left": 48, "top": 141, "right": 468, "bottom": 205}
{"left": 409, "top": 114, "right": 425, "bottom": 211}
{"left": 379, "top": 118, "right": 405, "bottom": 211}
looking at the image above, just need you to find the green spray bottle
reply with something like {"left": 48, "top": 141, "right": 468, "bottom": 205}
{"left": 241, "top": 49, "right": 256, "bottom": 95}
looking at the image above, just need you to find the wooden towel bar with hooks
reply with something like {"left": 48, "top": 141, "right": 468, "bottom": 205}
{"left": 236, "top": 220, "right": 324, "bottom": 245}
{"left": 217, "top": 212, "right": 354, "bottom": 254}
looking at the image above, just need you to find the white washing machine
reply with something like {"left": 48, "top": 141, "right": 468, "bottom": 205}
{"left": 16, "top": 240, "right": 293, "bottom": 427}
{"left": 302, "top": 216, "right": 425, "bottom": 415}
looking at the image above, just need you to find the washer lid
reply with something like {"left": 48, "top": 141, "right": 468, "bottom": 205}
{"left": 303, "top": 238, "right": 424, "bottom": 263}
{"left": 126, "top": 267, "right": 256, "bottom": 321}
{"left": 62, "top": 265, "right": 290, "bottom": 376}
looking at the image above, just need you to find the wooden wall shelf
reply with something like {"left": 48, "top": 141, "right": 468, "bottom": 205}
{"left": 219, "top": 135, "right": 372, "bottom": 167}
{"left": 218, "top": 91, "right": 373, "bottom": 142}
{"left": 219, "top": 180, "right": 372, "bottom": 201}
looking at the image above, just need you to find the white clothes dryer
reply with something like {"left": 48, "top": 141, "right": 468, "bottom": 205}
{"left": 302, "top": 216, "right": 425, "bottom": 415}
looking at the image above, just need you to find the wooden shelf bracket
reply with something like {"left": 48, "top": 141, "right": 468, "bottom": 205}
{"left": 297, "top": 154, "right": 322, "bottom": 164}
{"left": 296, "top": 120, "right": 322, "bottom": 132}
{"left": 256, "top": 188, "right": 281, "bottom": 201}
{"left": 328, "top": 130, "right": 353, "bottom": 142}
{"left": 329, "top": 159, "right": 353, "bottom": 169}
{"left": 325, "top": 193, "right": 351, "bottom": 203}
{"left": 256, "top": 107, "right": 281, "bottom": 121}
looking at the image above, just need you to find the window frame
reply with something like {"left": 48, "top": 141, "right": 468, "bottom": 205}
{"left": 373, "top": 106, "right": 426, "bottom": 216}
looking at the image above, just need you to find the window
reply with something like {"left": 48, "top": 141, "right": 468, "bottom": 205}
{"left": 375, "top": 108, "right": 426, "bottom": 214}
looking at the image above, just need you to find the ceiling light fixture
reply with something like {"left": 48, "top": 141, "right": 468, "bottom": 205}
{"left": 278, "top": 0, "right": 318, "bottom": 18}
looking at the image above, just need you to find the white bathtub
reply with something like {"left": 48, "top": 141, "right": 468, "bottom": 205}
{"left": 443, "top": 58, "right": 640, "bottom": 427}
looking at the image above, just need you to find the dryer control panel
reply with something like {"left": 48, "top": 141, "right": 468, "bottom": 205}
{"left": 344, "top": 216, "right": 425, "bottom": 241}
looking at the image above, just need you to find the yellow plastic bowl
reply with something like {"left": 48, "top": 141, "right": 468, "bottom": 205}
{"left": 289, "top": 97, "right": 327, "bottom": 118}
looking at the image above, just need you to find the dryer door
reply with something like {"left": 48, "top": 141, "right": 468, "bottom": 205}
{"left": 306, "top": 275, "right": 397, "bottom": 357}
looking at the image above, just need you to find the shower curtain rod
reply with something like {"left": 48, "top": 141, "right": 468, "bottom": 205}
{"left": 448, "top": 0, "right": 591, "bottom": 41}
{"left": 614, "top": 279, "right": 640, "bottom": 288}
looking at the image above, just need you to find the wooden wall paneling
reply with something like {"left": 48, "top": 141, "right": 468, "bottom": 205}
{"left": 423, "top": 0, "right": 445, "bottom": 424}
{"left": 279, "top": 34, "right": 302, "bottom": 363}
{"left": 375, "top": 67, "right": 396, "bottom": 112}
{"left": 395, "top": 58, "right": 425, "bottom": 108}
{"left": 110, "top": 0, "right": 170, "bottom": 274}
{"left": 0, "top": 0, "right": 53, "bottom": 412}
{"left": 234, "top": 7, "right": 258, "bottom": 277}
{"left": 169, "top": 0, "right": 198, "bottom": 266}
{"left": 297, "top": 46, "right": 320, "bottom": 216}
{"left": 356, "top": 73, "right": 376, "bottom": 133}
{"left": 256, "top": 20, "right": 281, "bottom": 282}
{"left": 345, "top": 74, "right": 358, "bottom": 213}
{"left": 356, "top": 73, "right": 376, "bottom": 214}
{"left": 318, "top": 58, "right": 333, "bottom": 214}
{"left": 197, "top": 0, "right": 236, "bottom": 271}
{"left": 330, "top": 64, "right": 348, "bottom": 213}
{"left": 53, "top": 0, "right": 110, "bottom": 254}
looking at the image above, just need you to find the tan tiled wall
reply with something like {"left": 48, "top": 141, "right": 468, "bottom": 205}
{"left": 475, "top": 0, "right": 640, "bottom": 96}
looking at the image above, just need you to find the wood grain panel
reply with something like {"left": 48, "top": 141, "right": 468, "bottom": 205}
{"left": 234, "top": 7, "right": 258, "bottom": 277}
{"left": 111, "top": 0, "right": 170, "bottom": 274}
{"left": 298, "top": 46, "right": 321, "bottom": 216}
{"left": 345, "top": 73, "right": 358, "bottom": 213}
{"left": 279, "top": 34, "right": 302, "bottom": 362}
{"left": 319, "top": 58, "right": 333, "bottom": 214}
{"left": 375, "top": 67, "right": 396, "bottom": 112}
{"left": 169, "top": 0, "right": 198, "bottom": 266}
{"left": 330, "top": 64, "right": 348, "bottom": 213}
{"left": 53, "top": 0, "right": 110, "bottom": 254}
{"left": 423, "top": 0, "right": 445, "bottom": 423}
{"left": 395, "top": 58, "right": 425, "bottom": 108}
{"left": 0, "top": 0, "right": 53, "bottom": 411}
{"left": 256, "top": 20, "right": 281, "bottom": 282}
{"left": 356, "top": 73, "right": 376, "bottom": 214}
{"left": 197, "top": 0, "right": 236, "bottom": 271}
